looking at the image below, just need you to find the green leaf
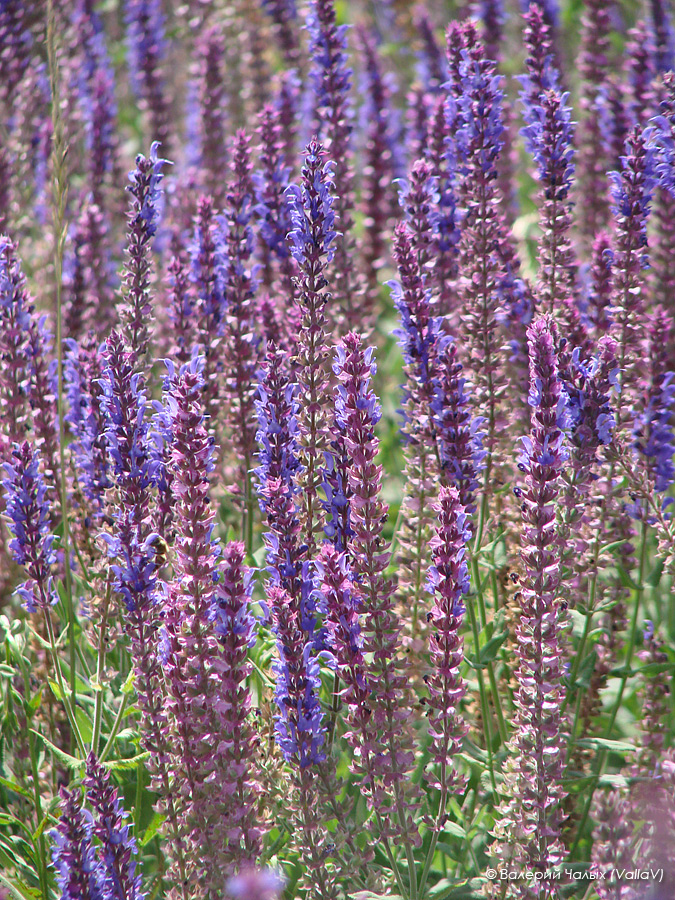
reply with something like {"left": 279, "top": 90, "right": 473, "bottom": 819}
{"left": 32, "top": 813, "right": 54, "bottom": 843}
{"left": 121, "top": 670, "right": 136, "bottom": 696}
{"left": 103, "top": 751, "right": 150, "bottom": 771}
{"left": 598, "top": 539, "right": 627, "bottom": 556}
{"left": 427, "top": 878, "right": 484, "bottom": 899}
{"left": 30, "top": 730, "right": 84, "bottom": 770}
{"left": 0, "top": 777, "right": 34, "bottom": 802}
{"left": 442, "top": 820, "right": 467, "bottom": 840}
{"left": 467, "top": 631, "right": 508, "bottom": 669}
{"left": 348, "top": 894, "right": 403, "bottom": 900}
{"left": 48, "top": 680, "right": 63, "bottom": 701}
{"left": 0, "top": 875, "right": 42, "bottom": 900}
{"left": 574, "top": 650, "right": 598, "bottom": 689}
{"left": 139, "top": 812, "right": 166, "bottom": 847}
{"left": 577, "top": 737, "right": 635, "bottom": 754}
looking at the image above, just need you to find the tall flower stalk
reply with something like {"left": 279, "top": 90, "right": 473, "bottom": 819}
{"left": 491, "top": 316, "right": 568, "bottom": 891}
{"left": 286, "top": 138, "right": 336, "bottom": 554}
{"left": 334, "top": 332, "right": 421, "bottom": 894}
{"left": 121, "top": 143, "right": 169, "bottom": 363}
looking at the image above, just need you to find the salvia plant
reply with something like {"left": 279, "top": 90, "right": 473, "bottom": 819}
{"left": 2, "top": 1, "right": 675, "bottom": 899}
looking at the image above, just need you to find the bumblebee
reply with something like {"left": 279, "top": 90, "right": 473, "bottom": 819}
{"left": 149, "top": 534, "right": 169, "bottom": 569}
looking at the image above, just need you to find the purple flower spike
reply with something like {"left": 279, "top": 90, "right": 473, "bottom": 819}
{"left": 307, "top": 0, "right": 360, "bottom": 324}
{"left": 124, "top": 0, "right": 170, "bottom": 151}
{"left": 286, "top": 139, "right": 337, "bottom": 267}
{"left": 577, "top": 0, "right": 613, "bottom": 244}
{"left": 99, "top": 332, "right": 157, "bottom": 614}
{"left": 211, "top": 542, "right": 263, "bottom": 860}
{"left": 262, "top": 0, "right": 299, "bottom": 67}
{"left": 358, "top": 28, "right": 400, "bottom": 314}
{"left": 65, "top": 335, "right": 110, "bottom": 511}
{"left": 50, "top": 787, "right": 104, "bottom": 900}
{"left": 651, "top": 74, "right": 675, "bottom": 341}
{"left": 286, "top": 138, "right": 335, "bottom": 551}
{"left": 270, "top": 582, "right": 327, "bottom": 768}
{"left": 194, "top": 25, "right": 227, "bottom": 205}
{"left": 254, "top": 103, "right": 297, "bottom": 319}
{"left": 521, "top": 6, "right": 585, "bottom": 349}
{"left": 432, "top": 340, "right": 485, "bottom": 515}
{"left": 651, "top": 0, "right": 675, "bottom": 73}
{"left": 586, "top": 231, "right": 614, "bottom": 335}
{"left": 72, "top": 1, "right": 119, "bottom": 207}
{"left": 189, "top": 196, "right": 224, "bottom": 424}
{"left": 333, "top": 332, "right": 421, "bottom": 844}
{"left": 494, "top": 314, "right": 568, "bottom": 873}
{"left": 0, "top": 236, "right": 35, "bottom": 462}
{"left": 84, "top": 753, "right": 145, "bottom": 900}
{"left": 424, "top": 486, "right": 469, "bottom": 796}
{"left": 121, "top": 143, "right": 170, "bottom": 361}
{"left": 2, "top": 441, "right": 57, "bottom": 614}
{"left": 449, "top": 25, "right": 508, "bottom": 465}
{"left": 609, "top": 126, "right": 656, "bottom": 425}
{"left": 162, "top": 360, "right": 261, "bottom": 879}
{"left": 631, "top": 306, "right": 675, "bottom": 514}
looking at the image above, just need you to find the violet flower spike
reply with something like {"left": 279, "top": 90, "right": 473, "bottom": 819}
{"left": 650, "top": 74, "right": 675, "bottom": 345}
{"left": 211, "top": 541, "right": 263, "bottom": 861}
{"left": 608, "top": 126, "right": 656, "bottom": 427}
{"left": 285, "top": 138, "right": 336, "bottom": 552}
{"left": 307, "top": 0, "right": 360, "bottom": 325}
{"left": 50, "top": 787, "right": 104, "bottom": 900}
{"left": 651, "top": 0, "right": 675, "bottom": 73}
{"left": 220, "top": 132, "right": 262, "bottom": 551}
{"left": 161, "top": 358, "right": 259, "bottom": 882}
{"left": 194, "top": 25, "right": 227, "bottom": 205}
{"left": 2, "top": 441, "right": 58, "bottom": 614}
{"left": 254, "top": 345, "right": 323, "bottom": 641}
{"left": 491, "top": 315, "right": 569, "bottom": 880}
{"left": 630, "top": 306, "right": 675, "bottom": 517}
{"left": 269, "top": 582, "right": 327, "bottom": 768}
{"left": 333, "top": 332, "right": 421, "bottom": 846}
{"left": 424, "top": 486, "right": 469, "bottom": 798}
{"left": 520, "top": 6, "right": 584, "bottom": 348}
{"left": 0, "top": 236, "right": 36, "bottom": 462}
{"left": 84, "top": 753, "right": 145, "bottom": 900}
{"left": 121, "top": 143, "right": 170, "bottom": 362}
{"left": 449, "top": 24, "right": 507, "bottom": 466}
{"left": 357, "top": 28, "right": 400, "bottom": 316}
{"left": 576, "top": 0, "right": 613, "bottom": 244}
{"left": 65, "top": 336, "right": 110, "bottom": 511}
{"left": 124, "top": 0, "right": 170, "bottom": 151}
{"left": 189, "top": 196, "right": 224, "bottom": 424}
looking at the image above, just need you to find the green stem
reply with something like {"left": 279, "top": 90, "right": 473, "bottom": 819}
{"left": 44, "top": 611, "right": 86, "bottom": 756}
{"left": 465, "top": 589, "right": 498, "bottom": 803}
{"left": 19, "top": 658, "right": 49, "bottom": 900}
{"left": 98, "top": 693, "right": 129, "bottom": 763}
{"left": 470, "top": 557, "right": 508, "bottom": 745}
{"left": 91, "top": 588, "right": 111, "bottom": 754}
{"left": 46, "top": 0, "right": 77, "bottom": 720}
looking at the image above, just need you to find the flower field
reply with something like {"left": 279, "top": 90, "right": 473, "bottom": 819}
{"left": 0, "top": 1, "right": 674, "bottom": 898}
